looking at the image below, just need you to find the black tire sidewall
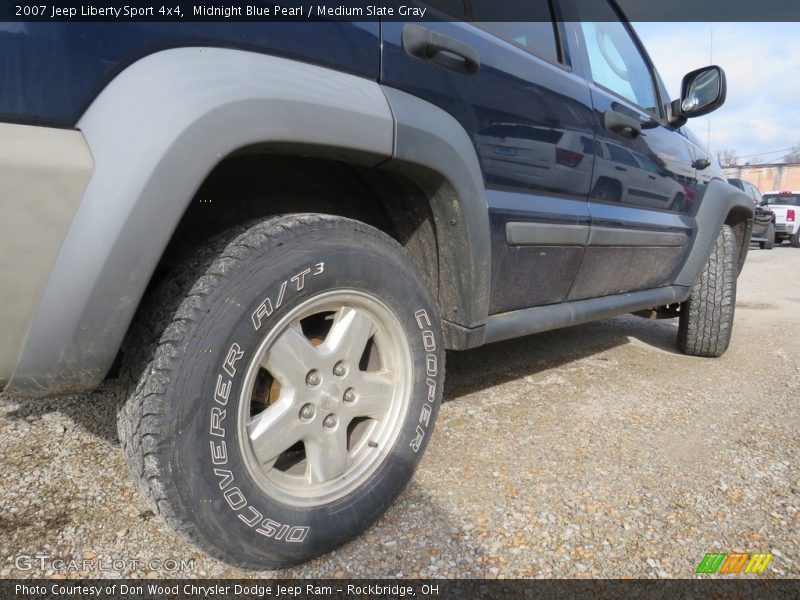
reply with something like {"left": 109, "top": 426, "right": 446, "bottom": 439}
{"left": 164, "top": 221, "right": 444, "bottom": 567}
{"left": 678, "top": 224, "right": 737, "bottom": 357}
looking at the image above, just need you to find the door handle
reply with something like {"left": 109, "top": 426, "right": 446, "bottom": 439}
{"left": 614, "top": 166, "right": 627, "bottom": 172}
{"left": 403, "top": 24, "right": 480, "bottom": 74}
{"left": 603, "top": 109, "right": 642, "bottom": 138}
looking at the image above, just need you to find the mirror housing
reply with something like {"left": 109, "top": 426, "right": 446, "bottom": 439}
{"left": 669, "top": 66, "right": 727, "bottom": 127}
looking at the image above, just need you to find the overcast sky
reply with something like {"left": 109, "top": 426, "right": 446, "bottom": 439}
{"left": 633, "top": 22, "right": 800, "bottom": 164}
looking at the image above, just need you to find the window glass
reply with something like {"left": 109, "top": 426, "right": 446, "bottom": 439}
{"left": 607, "top": 143, "right": 638, "bottom": 167}
{"left": 634, "top": 152, "right": 663, "bottom": 174}
{"left": 764, "top": 194, "right": 800, "bottom": 206}
{"left": 471, "top": 1, "right": 558, "bottom": 63}
{"left": 748, "top": 183, "right": 763, "bottom": 204}
{"left": 594, "top": 141, "right": 605, "bottom": 159}
{"left": 578, "top": 4, "right": 659, "bottom": 115}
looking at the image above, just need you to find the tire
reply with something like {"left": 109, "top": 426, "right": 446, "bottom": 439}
{"left": 116, "top": 214, "right": 444, "bottom": 568}
{"left": 592, "top": 178, "right": 622, "bottom": 202}
{"left": 791, "top": 227, "right": 800, "bottom": 248}
{"left": 761, "top": 223, "right": 775, "bottom": 250}
{"left": 677, "top": 224, "right": 737, "bottom": 357}
{"left": 775, "top": 234, "right": 782, "bottom": 245}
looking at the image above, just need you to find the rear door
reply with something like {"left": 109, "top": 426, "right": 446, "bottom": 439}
{"left": 565, "top": 0, "right": 696, "bottom": 300}
{"left": 381, "top": 1, "right": 596, "bottom": 313}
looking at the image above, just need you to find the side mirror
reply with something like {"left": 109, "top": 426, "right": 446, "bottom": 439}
{"left": 669, "top": 66, "right": 727, "bottom": 127}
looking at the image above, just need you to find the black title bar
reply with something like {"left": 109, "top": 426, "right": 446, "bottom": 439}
{"left": 4, "top": 0, "right": 800, "bottom": 22}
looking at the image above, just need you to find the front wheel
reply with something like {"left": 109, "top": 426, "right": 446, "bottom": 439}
{"left": 791, "top": 228, "right": 800, "bottom": 248}
{"left": 117, "top": 214, "right": 444, "bottom": 568}
{"left": 677, "top": 225, "right": 737, "bottom": 357}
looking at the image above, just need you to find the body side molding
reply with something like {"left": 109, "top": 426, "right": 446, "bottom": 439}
{"left": 588, "top": 226, "right": 689, "bottom": 247}
{"left": 506, "top": 222, "right": 589, "bottom": 246}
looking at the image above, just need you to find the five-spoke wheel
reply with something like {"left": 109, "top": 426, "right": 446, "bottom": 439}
{"left": 239, "top": 291, "right": 412, "bottom": 506}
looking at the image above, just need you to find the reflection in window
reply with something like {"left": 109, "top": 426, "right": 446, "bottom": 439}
{"left": 471, "top": 0, "right": 559, "bottom": 63}
{"left": 607, "top": 143, "right": 638, "bottom": 167}
{"left": 580, "top": 19, "right": 658, "bottom": 115}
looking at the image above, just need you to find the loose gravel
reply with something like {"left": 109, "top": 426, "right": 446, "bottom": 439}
{"left": 1, "top": 246, "right": 798, "bottom": 579}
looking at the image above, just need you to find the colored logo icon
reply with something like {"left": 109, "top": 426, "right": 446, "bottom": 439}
{"left": 696, "top": 552, "right": 773, "bottom": 574}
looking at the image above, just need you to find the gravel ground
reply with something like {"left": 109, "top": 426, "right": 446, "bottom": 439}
{"left": 1, "top": 245, "right": 798, "bottom": 579}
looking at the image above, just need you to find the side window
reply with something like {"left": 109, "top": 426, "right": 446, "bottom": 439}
{"left": 580, "top": 136, "right": 595, "bottom": 155}
{"left": 595, "top": 141, "right": 605, "bottom": 159}
{"left": 607, "top": 144, "right": 638, "bottom": 167}
{"left": 634, "top": 152, "right": 663, "bottom": 175}
{"left": 744, "top": 183, "right": 755, "bottom": 203}
{"left": 470, "top": 1, "right": 559, "bottom": 64}
{"left": 749, "top": 183, "right": 763, "bottom": 205}
{"left": 577, "top": 2, "right": 659, "bottom": 115}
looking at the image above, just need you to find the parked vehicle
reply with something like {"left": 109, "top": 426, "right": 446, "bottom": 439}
{"left": 0, "top": 0, "right": 753, "bottom": 568}
{"left": 728, "top": 179, "right": 775, "bottom": 249}
{"left": 762, "top": 191, "right": 800, "bottom": 247}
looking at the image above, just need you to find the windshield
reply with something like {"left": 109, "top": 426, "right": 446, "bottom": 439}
{"left": 763, "top": 194, "right": 800, "bottom": 207}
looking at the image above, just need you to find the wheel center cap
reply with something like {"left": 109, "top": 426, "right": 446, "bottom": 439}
{"left": 319, "top": 388, "right": 341, "bottom": 411}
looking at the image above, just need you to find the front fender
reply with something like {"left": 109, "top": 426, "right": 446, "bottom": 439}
{"left": 673, "top": 178, "right": 753, "bottom": 287}
{"left": 7, "top": 47, "right": 394, "bottom": 396}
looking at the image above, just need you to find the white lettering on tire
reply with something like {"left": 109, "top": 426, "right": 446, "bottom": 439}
{"left": 251, "top": 263, "right": 325, "bottom": 330}
{"left": 206, "top": 268, "right": 329, "bottom": 544}
{"left": 410, "top": 309, "right": 438, "bottom": 454}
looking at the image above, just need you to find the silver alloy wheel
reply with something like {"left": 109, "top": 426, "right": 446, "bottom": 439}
{"left": 237, "top": 290, "right": 412, "bottom": 507}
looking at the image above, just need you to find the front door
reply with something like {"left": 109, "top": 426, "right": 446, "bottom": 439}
{"left": 381, "top": 1, "right": 596, "bottom": 313}
{"left": 565, "top": 1, "right": 696, "bottom": 300}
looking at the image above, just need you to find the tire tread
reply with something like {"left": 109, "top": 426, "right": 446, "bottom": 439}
{"left": 677, "top": 224, "right": 737, "bottom": 357}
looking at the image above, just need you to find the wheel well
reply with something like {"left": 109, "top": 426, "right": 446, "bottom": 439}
{"left": 725, "top": 205, "right": 753, "bottom": 272}
{"left": 149, "top": 153, "right": 440, "bottom": 303}
{"left": 592, "top": 176, "right": 622, "bottom": 201}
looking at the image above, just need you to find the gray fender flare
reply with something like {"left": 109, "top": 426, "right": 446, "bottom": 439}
{"left": 8, "top": 48, "right": 494, "bottom": 395}
{"left": 673, "top": 178, "right": 753, "bottom": 287}
{"left": 8, "top": 47, "right": 395, "bottom": 396}
{"left": 380, "top": 86, "right": 491, "bottom": 348}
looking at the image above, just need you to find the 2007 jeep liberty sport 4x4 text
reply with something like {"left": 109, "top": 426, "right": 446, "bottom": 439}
{"left": 0, "top": 1, "right": 753, "bottom": 568}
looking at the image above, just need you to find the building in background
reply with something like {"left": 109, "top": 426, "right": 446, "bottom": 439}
{"left": 724, "top": 163, "right": 800, "bottom": 192}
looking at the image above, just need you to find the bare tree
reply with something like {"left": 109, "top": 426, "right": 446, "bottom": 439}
{"left": 716, "top": 149, "right": 739, "bottom": 167}
{"left": 784, "top": 143, "right": 800, "bottom": 163}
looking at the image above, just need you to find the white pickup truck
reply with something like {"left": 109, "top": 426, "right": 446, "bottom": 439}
{"left": 763, "top": 191, "right": 800, "bottom": 247}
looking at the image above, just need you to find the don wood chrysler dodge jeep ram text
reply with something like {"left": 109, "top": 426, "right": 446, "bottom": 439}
{"left": 0, "top": 2, "right": 753, "bottom": 567}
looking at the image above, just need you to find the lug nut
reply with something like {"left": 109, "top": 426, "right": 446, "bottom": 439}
{"left": 306, "top": 369, "right": 321, "bottom": 387}
{"left": 343, "top": 388, "right": 357, "bottom": 403}
{"left": 333, "top": 361, "right": 347, "bottom": 377}
{"left": 299, "top": 404, "right": 315, "bottom": 420}
{"left": 323, "top": 415, "right": 337, "bottom": 429}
